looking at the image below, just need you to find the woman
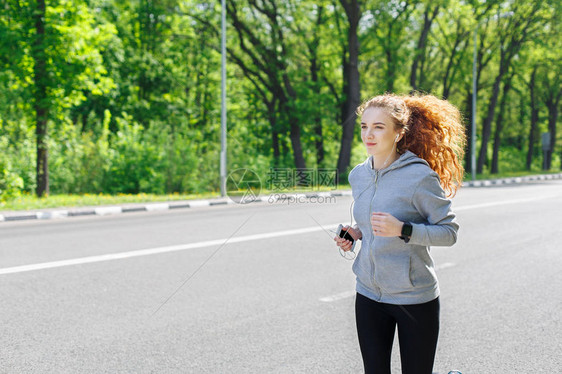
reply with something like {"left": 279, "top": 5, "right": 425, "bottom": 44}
{"left": 333, "top": 93, "right": 465, "bottom": 374}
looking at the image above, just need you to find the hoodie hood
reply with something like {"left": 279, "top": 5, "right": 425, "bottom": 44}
{"left": 361, "top": 150, "right": 429, "bottom": 176}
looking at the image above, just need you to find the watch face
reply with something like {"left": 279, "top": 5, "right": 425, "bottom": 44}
{"left": 402, "top": 223, "right": 413, "bottom": 237}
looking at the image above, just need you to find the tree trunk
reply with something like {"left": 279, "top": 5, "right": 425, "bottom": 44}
{"left": 442, "top": 24, "right": 467, "bottom": 100}
{"left": 518, "top": 95, "right": 526, "bottom": 151}
{"left": 477, "top": 48, "right": 510, "bottom": 174}
{"left": 545, "top": 101, "right": 559, "bottom": 169}
{"left": 282, "top": 73, "right": 306, "bottom": 171}
{"left": 32, "top": 0, "right": 49, "bottom": 197}
{"left": 384, "top": 27, "right": 395, "bottom": 93}
{"left": 410, "top": 5, "right": 439, "bottom": 91}
{"left": 267, "top": 100, "right": 280, "bottom": 166}
{"left": 543, "top": 84, "right": 561, "bottom": 169}
{"left": 526, "top": 67, "right": 538, "bottom": 170}
{"left": 272, "top": 129, "right": 280, "bottom": 166}
{"left": 476, "top": 72, "right": 502, "bottom": 173}
{"left": 376, "top": 2, "right": 410, "bottom": 93}
{"left": 463, "top": 37, "right": 491, "bottom": 177}
{"left": 310, "top": 6, "right": 325, "bottom": 167}
{"left": 314, "top": 119, "right": 324, "bottom": 167}
{"left": 491, "top": 76, "right": 513, "bottom": 174}
{"left": 337, "top": 0, "right": 361, "bottom": 182}
{"left": 464, "top": 89, "right": 473, "bottom": 175}
{"left": 289, "top": 122, "right": 306, "bottom": 171}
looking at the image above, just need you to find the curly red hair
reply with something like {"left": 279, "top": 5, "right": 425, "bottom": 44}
{"left": 357, "top": 93, "right": 466, "bottom": 197}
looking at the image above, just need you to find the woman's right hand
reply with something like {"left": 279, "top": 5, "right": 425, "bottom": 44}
{"left": 333, "top": 225, "right": 361, "bottom": 252}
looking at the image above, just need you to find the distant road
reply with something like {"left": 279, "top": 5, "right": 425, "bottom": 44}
{"left": 1, "top": 180, "right": 561, "bottom": 373}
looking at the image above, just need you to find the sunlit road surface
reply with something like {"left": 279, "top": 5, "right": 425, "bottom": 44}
{"left": 1, "top": 180, "right": 561, "bottom": 373}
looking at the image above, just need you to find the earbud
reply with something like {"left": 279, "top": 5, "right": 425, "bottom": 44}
{"left": 395, "top": 134, "right": 399, "bottom": 143}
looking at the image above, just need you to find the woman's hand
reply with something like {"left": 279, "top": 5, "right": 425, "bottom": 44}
{"left": 333, "top": 225, "right": 361, "bottom": 252}
{"left": 371, "top": 212, "right": 403, "bottom": 237}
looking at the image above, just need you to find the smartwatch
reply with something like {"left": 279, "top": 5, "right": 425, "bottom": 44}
{"left": 400, "top": 222, "right": 413, "bottom": 243}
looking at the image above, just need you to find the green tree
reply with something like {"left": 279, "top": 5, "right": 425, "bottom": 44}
{"left": 1, "top": 0, "right": 116, "bottom": 196}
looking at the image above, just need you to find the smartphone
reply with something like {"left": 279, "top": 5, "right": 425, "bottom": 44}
{"left": 336, "top": 224, "right": 356, "bottom": 252}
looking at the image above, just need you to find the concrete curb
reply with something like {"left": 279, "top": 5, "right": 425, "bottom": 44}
{"left": 2, "top": 173, "right": 561, "bottom": 223}
{"left": 0, "top": 199, "right": 226, "bottom": 222}
{"left": 461, "top": 173, "right": 562, "bottom": 187}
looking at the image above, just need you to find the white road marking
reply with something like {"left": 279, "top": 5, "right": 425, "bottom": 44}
{"left": 319, "top": 290, "right": 356, "bottom": 302}
{"left": 2, "top": 193, "right": 559, "bottom": 276}
{"left": 455, "top": 195, "right": 559, "bottom": 211}
{"left": 0, "top": 224, "right": 340, "bottom": 276}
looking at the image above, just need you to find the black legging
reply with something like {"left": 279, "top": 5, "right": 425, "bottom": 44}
{"left": 355, "top": 292, "right": 440, "bottom": 374}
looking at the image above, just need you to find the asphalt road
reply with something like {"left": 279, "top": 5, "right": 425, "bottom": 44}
{"left": 1, "top": 181, "right": 561, "bottom": 373}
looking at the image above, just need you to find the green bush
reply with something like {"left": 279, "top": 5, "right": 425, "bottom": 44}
{"left": 0, "top": 147, "right": 24, "bottom": 203}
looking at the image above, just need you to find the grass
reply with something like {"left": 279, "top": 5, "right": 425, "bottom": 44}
{"left": 0, "top": 192, "right": 221, "bottom": 212}
{"left": 0, "top": 185, "right": 341, "bottom": 212}
{"left": 2, "top": 169, "right": 561, "bottom": 212}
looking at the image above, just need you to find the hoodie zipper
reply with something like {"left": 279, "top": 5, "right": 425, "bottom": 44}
{"left": 368, "top": 161, "right": 402, "bottom": 296}
{"left": 363, "top": 154, "right": 412, "bottom": 297}
{"left": 369, "top": 169, "right": 380, "bottom": 294}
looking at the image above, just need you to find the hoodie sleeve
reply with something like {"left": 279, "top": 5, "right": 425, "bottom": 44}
{"left": 408, "top": 173, "right": 458, "bottom": 247}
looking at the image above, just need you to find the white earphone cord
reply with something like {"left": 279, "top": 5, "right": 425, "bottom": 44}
{"left": 343, "top": 140, "right": 400, "bottom": 260}
{"left": 350, "top": 139, "right": 399, "bottom": 226}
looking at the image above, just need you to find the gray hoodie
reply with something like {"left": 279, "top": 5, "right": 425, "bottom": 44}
{"left": 349, "top": 150, "right": 459, "bottom": 305}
